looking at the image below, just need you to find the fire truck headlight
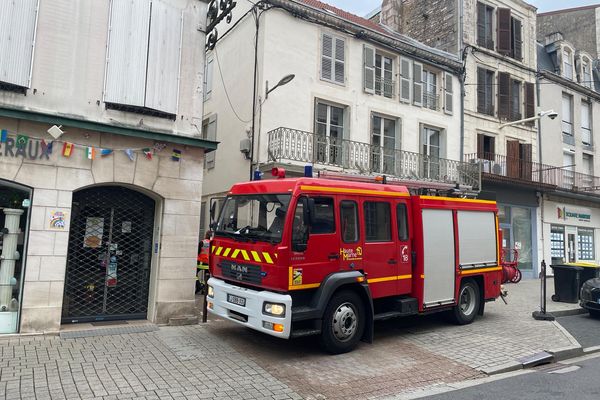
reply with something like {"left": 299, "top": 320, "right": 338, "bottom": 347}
{"left": 207, "top": 285, "right": 214, "bottom": 298}
{"left": 263, "top": 302, "right": 286, "bottom": 317}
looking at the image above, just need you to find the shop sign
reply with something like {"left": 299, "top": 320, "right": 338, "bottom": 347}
{"left": 0, "top": 138, "right": 52, "bottom": 160}
{"left": 557, "top": 206, "right": 591, "bottom": 223}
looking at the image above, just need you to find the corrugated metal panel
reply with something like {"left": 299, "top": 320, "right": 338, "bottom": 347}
{"left": 145, "top": 0, "right": 183, "bottom": 114}
{"left": 0, "top": 0, "right": 39, "bottom": 87}
{"left": 104, "top": 0, "right": 151, "bottom": 107}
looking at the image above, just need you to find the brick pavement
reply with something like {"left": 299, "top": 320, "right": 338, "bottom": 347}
{"left": 0, "top": 279, "right": 581, "bottom": 400}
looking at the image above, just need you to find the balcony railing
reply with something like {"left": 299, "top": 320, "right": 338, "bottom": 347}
{"left": 465, "top": 152, "right": 600, "bottom": 194}
{"left": 375, "top": 76, "right": 395, "bottom": 99}
{"left": 423, "top": 92, "right": 439, "bottom": 111}
{"left": 267, "top": 127, "right": 481, "bottom": 190}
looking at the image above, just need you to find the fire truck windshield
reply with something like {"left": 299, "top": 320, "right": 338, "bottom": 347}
{"left": 215, "top": 194, "right": 292, "bottom": 243}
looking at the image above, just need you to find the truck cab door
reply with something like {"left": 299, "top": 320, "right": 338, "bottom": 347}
{"left": 338, "top": 199, "right": 363, "bottom": 272}
{"left": 395, "top": 201, "right": 412, "bottom": 294}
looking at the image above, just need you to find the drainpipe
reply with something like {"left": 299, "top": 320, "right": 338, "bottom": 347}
{"left": 458, "top": 0, "right": 465, "bottom": 162}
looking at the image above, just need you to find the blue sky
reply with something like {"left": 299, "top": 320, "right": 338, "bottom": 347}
{"left": 323, "top": 0, "right": 600, "bottom": 17}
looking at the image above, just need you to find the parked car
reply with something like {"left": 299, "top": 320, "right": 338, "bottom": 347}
{"left": 580, "top": 278, "right": 600, "bottom": 318}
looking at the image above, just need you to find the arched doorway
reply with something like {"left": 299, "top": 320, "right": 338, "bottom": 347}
{"left": 62, "top": 186, "right": 156, "bottom": 323}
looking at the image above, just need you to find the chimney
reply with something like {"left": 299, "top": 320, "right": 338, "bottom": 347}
{"left": 381, "top": 0, "right": 403, "bottom": 33}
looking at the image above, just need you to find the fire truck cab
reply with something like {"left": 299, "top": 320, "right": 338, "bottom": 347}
{"left": 207, "top": 173, "right": 501, "bottom": 354}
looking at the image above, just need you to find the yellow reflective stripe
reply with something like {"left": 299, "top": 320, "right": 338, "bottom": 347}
{"left": 222, "top": 248, "right": 231, "bottom": 257}
{"left": 240, "top": 250, "right": 250, "bottom": 261}
{"left": 251, "top": 251, "right": 262, "bottom": 263}
{"left": 215, "top": 247, "right": 223, "bottom": 256}
{"left": 231, "top": 249, "right": 240, "bottom": 259}
{"left": 369, "top": 275, "right": 412, "bottom": 283}
{"left": 211, "top": 246, "right": 215, "bottom": 253}
{"left": 288, "top": 267, "right": 293, "bottom": 286}
{"left": 288, "top": 283, "right": 320, "bottom": 290}
{"left": 461, "top": 266, "right": 502, "bottom": 275}
{"left": 419, "top": 196, "right": 496, "bottom": 205}
{"left": 300, "top": 185, "right": 409, "bottom": 197}
{"left": 263, "top": 252, "right": 274, "bottom": 264}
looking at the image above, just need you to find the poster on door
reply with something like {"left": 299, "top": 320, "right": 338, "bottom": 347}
{"left": 106, "top": 255, "right": 118, "bottom": 287}
{"left": 83, "top": 217, "right": 104, "bottom": 248}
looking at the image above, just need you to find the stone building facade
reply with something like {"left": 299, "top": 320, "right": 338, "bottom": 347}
{"left": 0, "top": 0, "right": 215, "bottom": 334}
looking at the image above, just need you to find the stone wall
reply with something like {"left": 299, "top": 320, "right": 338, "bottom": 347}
{"left": 381, "top": 0, "right": 459, "bottom": 55}
{"left": 0, "top": 117, "right": 204, "bottom": 332}
{"left": 537, "top": 7, "right": 598, "bottom": 59}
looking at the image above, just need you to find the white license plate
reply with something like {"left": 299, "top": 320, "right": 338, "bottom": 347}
{"left": 227, "top": 294, "right": 246, "bottom": 307}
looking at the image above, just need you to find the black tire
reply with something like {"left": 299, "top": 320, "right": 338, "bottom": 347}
{"left": 588, "top": 309, "right": 600, "bottom": 319}
{"left": 511, "top": 268, "right": 522, "bottom": 283}
{"left": 451, "top": 280, "right": 480, "bottom": 325}
{"left": 319, "top": 290, "right": 365, "bottom": 355}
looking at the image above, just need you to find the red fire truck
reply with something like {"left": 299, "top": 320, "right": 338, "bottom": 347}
{"left": 206, "top": 172, "right": 502, "bottom": 353}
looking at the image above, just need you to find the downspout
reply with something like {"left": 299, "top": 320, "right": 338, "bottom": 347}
{"left": 458, "top": 0, "right": 465, "bottom": 162}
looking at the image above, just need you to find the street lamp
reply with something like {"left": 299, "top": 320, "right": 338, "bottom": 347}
{"left": 498, "top": 109, "right": 558, "bottom": 129}
{"left": 250, "top": 74, "right": 295, "bottom": 180}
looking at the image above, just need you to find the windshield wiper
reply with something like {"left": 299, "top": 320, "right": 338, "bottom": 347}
{"left": 215, "top": 230, "right": 250, "bottom": 242}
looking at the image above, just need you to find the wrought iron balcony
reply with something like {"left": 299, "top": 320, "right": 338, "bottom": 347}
{"left": 423, "top": 92, "right": 439, "bottom": 111}
{"left": 375, "top": 76, "right": 395, "bottom": 99}
{"left": 267, "top": 127, "right": 481, "bottom": 190}
{"left": 465, "top": 153, "right": 600, "bottom": 195}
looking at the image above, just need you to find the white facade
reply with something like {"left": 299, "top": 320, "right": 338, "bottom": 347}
{"left": 202, "top": 0, "right": 463, "bottom": 233}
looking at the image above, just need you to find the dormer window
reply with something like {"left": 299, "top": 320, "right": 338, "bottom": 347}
{"left": 563, "top": 48, "right": 573, "bottom": 80}
{"left": 582, "top": 59, "right": 593, "bottom": 89}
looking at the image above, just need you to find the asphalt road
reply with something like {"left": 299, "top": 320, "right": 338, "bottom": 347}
{"left": 557, "top": 312, "right": 600, "bottom": 349}
{"left": 420, "top": 354, "right": 600, "bottom": 400}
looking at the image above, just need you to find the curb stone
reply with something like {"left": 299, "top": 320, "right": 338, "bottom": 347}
{"left": 546, "top": 345, "right": 584, "bottom": 361}
{"left": 480, "top": 361, "right": 523, "bottom": 375}
{"left": 551, "top": 308, "right": 587, "bottom": 317}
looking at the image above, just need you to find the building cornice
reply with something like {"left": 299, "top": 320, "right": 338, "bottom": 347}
{"left": 0, "top": 105, "right": 218, "bottom": 152}
{"left": 538, "top": 71, "right": 600, "bottom": 101}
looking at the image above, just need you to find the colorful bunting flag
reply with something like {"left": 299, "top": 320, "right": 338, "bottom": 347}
{"left": 86, "top": 147, "right": 95, "bottom": 160}
{"left": 41, "top": 140, "right": 53, "bottom": 155}
{"left": 0, "top": 129, "right": 7, "bottom": 143}
{"left": 100, "top": 149, "right": 113, "bottom": 157}
{"left": 142, "top": 148, "right": 152, "bottom": 160}
{"left": 124, "top": 149, "right": 135, "bottom": 161}
{"left": 172, "top": 149, "right": 181, "bottom": 162}
{"left": 62, "top": 142, "right": 73, "bottom": 157}
{"left": 16, "top": 135, "right": 28, "bottom": 149}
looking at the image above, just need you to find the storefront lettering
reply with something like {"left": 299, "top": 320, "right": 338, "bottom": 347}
{"left": 0, "top": 138, "right": 52, "bottom": 160}
{"left": 557, "top": 206, "right": 591, "bottom": 222}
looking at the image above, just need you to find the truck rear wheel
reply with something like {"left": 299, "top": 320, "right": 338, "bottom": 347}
{"left": 320, "top": 290, "right": 365, "bottom": 354}
{"left": 451, "top": 279, "right": 480, "bottom": 325}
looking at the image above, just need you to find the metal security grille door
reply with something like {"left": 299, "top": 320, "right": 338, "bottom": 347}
{"left": 62, "top": 186, "right": 155, "bottom": 323}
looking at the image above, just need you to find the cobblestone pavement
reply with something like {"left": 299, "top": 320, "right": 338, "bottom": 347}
{"left": 0, "top": 280, "right": 581, "bottom": 400}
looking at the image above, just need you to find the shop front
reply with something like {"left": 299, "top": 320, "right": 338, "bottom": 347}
{"left": 543, "top": 197, "right": 599, "bottom": 266}
{"left": 0, "top": 115, "right": 213, "bottom": 334}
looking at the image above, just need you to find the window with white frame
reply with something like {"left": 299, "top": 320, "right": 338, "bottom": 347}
{"left": 422, "top": 127, "right": 441, "bottom": 179}
{"left": 564, "top": 152, "right": 575, "bottom": 187}
{"left": 582, "top": 59, "right": 593, "bottom": 89}
{"left": 563, "top": 48, "right": 573, "bottom": 80}
{"left": 578, "top": 228, "right": 595, "bottom": 260}
{"left": 314, "top": 100, "right": 346, "bottom": 165}
{"left": 104, "top": 0, "right": 183, "bottom": 117}
{"left": 581, "top": 101, "right": 592, "bottom": 146}
{"left": 371, "top": 115, "right": 398, "bottom": 175}
{"left": 422, "top": 70, "right": 438, "bottom": 110}
{"left": 364, "top": 45, "right": 394, "bottom": 98}
{"left": 582, "top": 153, "right": 594, "bottom": 189}
{"left": 562, "top": 93, "right": 573, "bottom": 138}
{"left": 550, "top": 225, "right": 565, "bottom": 261}
{"left": 321, "top": 33, "right": 345, "bottom": 85}
{"left": 477, "top": 2, "right": 494, "bottom": 50}
{"left": 0, "top": 0, "right": 39, "bottom": 93}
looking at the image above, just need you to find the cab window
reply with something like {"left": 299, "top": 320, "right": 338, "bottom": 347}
{"left": 311, "top": 197, "right": 335, "bottom": 234}
{"left": 364, "top": 201, "right": 391, "bottom": 242}
{"left": 340, "top": 201, "right": 359, "bottom": 243}
{"left": 397, "top": 203, "right": 409, "bottom": 241}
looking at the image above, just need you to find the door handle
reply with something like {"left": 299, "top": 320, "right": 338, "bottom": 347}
{"left": 328, "top": 253, "right": 340, "bottom": 260}
{"left": 388, "top": 259, "right": 397, "bottom": 265}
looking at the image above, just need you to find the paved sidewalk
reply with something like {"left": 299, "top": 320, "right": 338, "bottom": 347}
{"left": 0, "top": 278, "right": 585, "bottom": 400}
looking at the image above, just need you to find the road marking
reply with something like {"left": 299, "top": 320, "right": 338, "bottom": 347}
{"left": 548, "top": 365, "right": 580, "bottom": 374}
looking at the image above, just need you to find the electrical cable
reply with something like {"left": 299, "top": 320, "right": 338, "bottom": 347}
{"left": 213, "top": 46, "right": 252, "bottom": 123}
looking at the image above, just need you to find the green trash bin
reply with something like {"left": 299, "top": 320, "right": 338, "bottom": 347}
{"left": 551, "top": 264, "right": 583, "bottom": 303}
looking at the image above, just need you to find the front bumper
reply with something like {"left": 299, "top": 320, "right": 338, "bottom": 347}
{"left": 207, "top": 277, "right": 293, "bottom": 339}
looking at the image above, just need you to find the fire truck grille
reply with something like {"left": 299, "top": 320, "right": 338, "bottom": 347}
{"left": 219, "top": 260, "right": 263, "bottom": 285}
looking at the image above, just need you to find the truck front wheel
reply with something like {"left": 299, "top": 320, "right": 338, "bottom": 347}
{"left": 451, "top": 280, "right": 480, "bottom": 325}
{"left": 320, "top": 290, "right": 365, "bottom": 354}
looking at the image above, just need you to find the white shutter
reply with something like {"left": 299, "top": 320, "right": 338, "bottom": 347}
{"left": 204, "top": 57, "right": 214, "bottom": 101}
{"left": 205, "top": 115, "right": 218, "bottom": 169}
{"left": 0, "top": 0, "right": 39, "bottom": 87}
{"left": 145, "top": 0, "right": 183, "bottom": 114}
{"left": 364, "top": 45, "right": 375, "bottom": 93}
{"left": 334, "top": 37, "right": 345, "bottom": 84}
{"left": 444, "top": 72, "right": 454, "bottom": 114}
{"left": 321, "top": 34, "right": 333, "bottom": 81}
{"left": 413, "top": 62, "right": 423, "bottom": 106}
{"left": 400, "top": 57, "right": 412, "bottom": 103}
{"left": 104, "top": 0, "right": 151, "bottom": 107}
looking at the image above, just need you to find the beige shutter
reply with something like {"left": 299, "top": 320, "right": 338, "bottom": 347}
{"left": 321, "top": 34, "right": 333, "bottom": 81}
{"left": 204, "top": 115, "right": 218, "bottom": 169}
{"left": 334, "top": 37, "right": 345, "bottom": 84}
{"left": 413, "top": 62, "right": 423, "bottom": 106}
{"left": 364, "top": 45, "right": 375, "bottom": 93}
{"left": 444, "top": 72, "right": 453, "bottom": 114}
{"left": 400, "top": 57, "right": 412, "bottom": 103}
